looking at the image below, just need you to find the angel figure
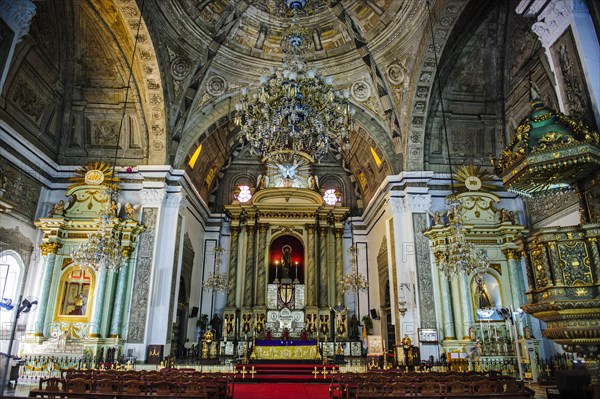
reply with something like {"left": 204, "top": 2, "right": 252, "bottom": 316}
{"left": 49, "top": 200, "right": 66, "bottom": 216}
{"left": 124, "top": 202, "right": 136, "bottom": 221}
{"left": 108, "top": 200, "right": 120, "bottom": 217}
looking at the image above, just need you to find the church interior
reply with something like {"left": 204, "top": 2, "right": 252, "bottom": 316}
{"left": 1, "top": 0, "right": 600, "bottom": 397}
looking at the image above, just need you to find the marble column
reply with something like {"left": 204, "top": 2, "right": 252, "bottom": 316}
{"left": 109, "top": 248, "right": 133, "bottom": 337}
{"left": 306, "top": 224, "right": 316, "bottom": 307}
{"left": 243, "top": 225, "right": 256, "bottom": 307}
{"left": 90, "top": 265, "right": 108, "bottom": 337}
{"left": 439, "top": 274, "right": 455, "bottom": 339}
{"left": 504, "top": 249, "right": 524, "bottom": 310}
{"left": 459, "top": 273, "right": 474, "bottom": 340}
{"left": 318, "top": 226, "right": 328, "bottom": 308}
{"left": 450, "top": 278, "right": 463, "bottom": 340}
{"left": 226, "top": 226, "right": 240, "bottom": 308}
{"left": 34, "top": 242, "right": 61, "bottom": 336}
{"left": 255, "top": 223, "right": 268, "bottom": 307}
{"left": 335, "top": 228, "right": 344, "bottom": 306}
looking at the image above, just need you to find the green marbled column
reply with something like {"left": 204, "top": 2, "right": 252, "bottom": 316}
{"left": 90, "top": 265, "right": 108, "bottom": 337}
{"left": 109, "top": 251, "right": 133, "bottom": 337}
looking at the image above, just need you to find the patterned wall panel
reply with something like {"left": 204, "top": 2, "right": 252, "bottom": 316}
{"left": 127, "top": 207, "right": 157, "bottom": 343}
{"left": 413, "top": 213, "right": 436, "bottom": 329}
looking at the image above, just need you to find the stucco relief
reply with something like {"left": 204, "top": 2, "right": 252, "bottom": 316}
{"left": 10, "top": 78, "right": 47, "bottom": 123}
{"left": 550, "top": 28, "right": 593, "bottom": 124}
{"left": 0, "top": 161, "right": 41, "bottom": 220}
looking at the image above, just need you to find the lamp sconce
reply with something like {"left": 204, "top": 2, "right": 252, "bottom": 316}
{"left": 398, "top": 282, "right": 411, "bottom": 317}
{"left": 398, "top": 300, "right": 407, "bottom": 317}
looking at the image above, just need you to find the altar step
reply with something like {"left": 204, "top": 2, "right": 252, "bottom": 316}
{"left": 234, "top": 363, "right": 339, "bottom": 383}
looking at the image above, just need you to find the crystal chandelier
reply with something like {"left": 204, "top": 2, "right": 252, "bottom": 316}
{"left": 203, "top": 242, "right": 228, "bottom": 293}
{"left": 339, "top": 245, "right": 368, "bottom": 294}
{"left": 435, "top": 198, "right": 490, "bottom": 279}
{"left": 71, "top": 188, "right": 123, "bottom": 271}
{"left": 234, "top": 6, "right": 353, "bottom": 161}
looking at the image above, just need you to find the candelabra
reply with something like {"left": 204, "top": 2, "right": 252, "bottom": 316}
{"left": 434, "top": 200, "right": 490, "bottom": 279}
{"left": 203, "top": 246, "right": 228, "bottom": 293}
{"left": 71, "top": 188, "right": 123, "bottom": 271}
{"left": 339, "top": 245, "right": 368, "bottom": 318}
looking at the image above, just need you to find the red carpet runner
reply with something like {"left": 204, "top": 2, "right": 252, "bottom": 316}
{"left": 233, "top": 383, "right": 330, "bottom": 399}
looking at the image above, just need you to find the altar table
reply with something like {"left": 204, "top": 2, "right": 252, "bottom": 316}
{"left": 252, "top": 340, "right": 321, "bottom": 360}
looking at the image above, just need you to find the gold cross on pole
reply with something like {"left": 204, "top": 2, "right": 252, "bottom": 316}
{"left": 321, "top": 366, "right": 329, "bottom": 379}
{"left": 240, "top": 366, "right": 247, "bottom": 379}
{"left": 249, "top": 366, "right": 256, "bottom": 379}
{"left": 313, "top": 367, "right": 320, "bottom": 379}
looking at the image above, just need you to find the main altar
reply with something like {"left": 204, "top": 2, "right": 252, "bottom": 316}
{"left": 220, "top": 151, "right": 353, "bottom": 359}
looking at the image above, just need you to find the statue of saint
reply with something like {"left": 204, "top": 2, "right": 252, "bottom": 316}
{"left": 281, "top": 245, "right": 292, "bottom": 279}
{"left": 349, "top": 314, "right": 359, "bottom": 339}
{"left": 476, "top": 278, "right": 493, "bottom": 308}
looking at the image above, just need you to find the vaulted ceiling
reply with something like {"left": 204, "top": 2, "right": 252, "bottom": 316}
{"left": 2, "top": 0, "right": 547, "bottom": 210}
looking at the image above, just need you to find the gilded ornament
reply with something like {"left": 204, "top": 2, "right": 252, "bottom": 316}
{"left": 40, "top": 242, "right": 61, "bottom": 256}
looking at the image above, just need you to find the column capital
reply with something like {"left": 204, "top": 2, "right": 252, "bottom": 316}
{"left": 306, "top": 224, "right": 316, "bottom": 233}
{"left": 258, "top": 223, "right": 269, "bottom": 233}
{"left": 122, "top": 245, "right": 134, "bottom": 258}
{"left": 231, "top": 225, "right": 241, "bottom": 236}
{"left": 0, "top": 0, "right": 36, "bottom": 41}
{"left": 39, "top": 242, "right": 61, "bottom": 256}
{"left": 503, "top": 248, "right": 519, "bottom": 261}
{"left": 406, "top": 193, "right": 431, "bottom": 213}
{"left": 165, "top": 192, "right": 185, "bottom": 209}
{"left": 246, "top": 224, "right": 255, "bottom": 235}
{"left": 140, "top": 189, "right": 165, "bottom": 206}
{"left": 334, "top": 228, "right": 343, "bottom": 238}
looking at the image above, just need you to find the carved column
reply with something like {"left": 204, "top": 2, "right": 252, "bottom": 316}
{"left": 90, "top": 265, "right": 108, "bottom": 338}
{"left": 226, "top": 226, "right": 240, "bottom": 308}
{"left": 335, "top": 228, "right": 344, "bottom": 306}
{"left": 34, "top": 242, "right": 61, "bottom": 336}
{"left": 243, "top": 224, "right": 256, "bottom": 307}
{"left": 109, "top": 247, "right": 133, "bottom": 337}
{"left": 318, "top": 226, "right": 328, "bottom": 308}
{"left": 255, "top": 223, "right": 268, "bottom": 307}
{"left": 589, "top": 237, "right": 600, "bottom": 283}
{"left": 306, "top": 224, "right": 317, "bottom": 307}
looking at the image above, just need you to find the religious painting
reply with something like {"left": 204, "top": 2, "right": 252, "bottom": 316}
{"left": 367, "top": 335, "right": 384, "bottom": 356}
{"left": 471, "top": 273, "right": 502, "bottom": 321}
{"left": 54, "top": 266, "right": 95, "bottom": 322}
{"left": 269, "top": 235, "right": 304, "bottom": 284}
